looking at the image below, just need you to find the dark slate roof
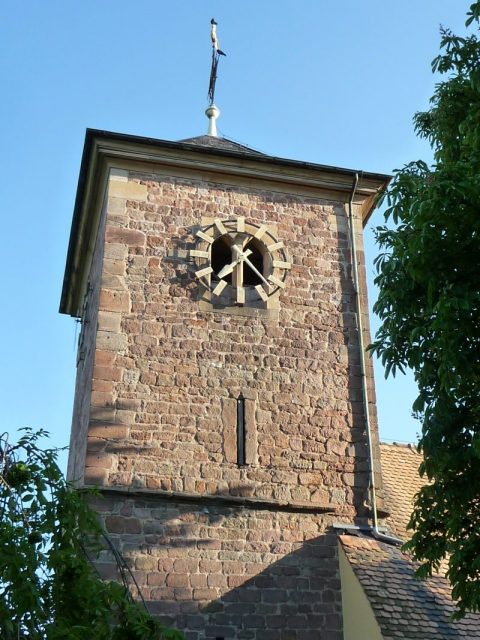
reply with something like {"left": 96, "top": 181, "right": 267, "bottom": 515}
{"left": 179, "top": 135, "right": 266, "bottom": 155}
{"left": 340, "top": 534, "right": 480, "bottom": 639}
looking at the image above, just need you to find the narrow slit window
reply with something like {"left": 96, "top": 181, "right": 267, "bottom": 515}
{"left": 237, "top": 397, "right": 246, "bottom": 466}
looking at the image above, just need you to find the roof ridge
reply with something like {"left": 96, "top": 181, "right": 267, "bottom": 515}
{"left": 380, "top": 441, "right": 418, "bottom": 450}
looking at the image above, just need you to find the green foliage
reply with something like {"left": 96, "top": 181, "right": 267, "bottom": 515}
{"left": 370, "top": 2, "right": 480, "bottom": 619}
{"left": 0, "top": 429, "right": 184, "bottom": 639}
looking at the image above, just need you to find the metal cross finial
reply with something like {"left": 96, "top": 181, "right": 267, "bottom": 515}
{"left": 208, "top": 18, "right": 226, "bottom": 106}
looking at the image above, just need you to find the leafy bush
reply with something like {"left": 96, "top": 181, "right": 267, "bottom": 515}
{"left": 0, "top": 429, "right": 184, "bottom": 639}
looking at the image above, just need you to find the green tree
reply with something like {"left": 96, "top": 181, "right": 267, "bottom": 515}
{"left": 0, "top": 429, "right": 184, "bottom": 639}
{"left": 371, "top": 1, "right": 480, "bottom": 618}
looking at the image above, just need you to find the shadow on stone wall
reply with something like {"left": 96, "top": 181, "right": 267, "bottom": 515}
{"left": 193, "top": 533, "right": 343, "bottom": 640}
{"left": 93, "top": 494, "right": 344, "bottom": 640}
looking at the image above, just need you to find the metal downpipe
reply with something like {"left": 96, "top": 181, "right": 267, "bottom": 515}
{"left": 347, "top": 173, "right": 378, "bottom": 529}
{"left": 347, "top": 173, "right": 403, "bottom": 546}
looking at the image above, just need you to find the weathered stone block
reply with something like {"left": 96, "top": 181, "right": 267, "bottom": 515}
{"left": 109, "top": 180, "right": 147, "bottom": 201}
{"left": 104, "top": 242, "right": 128, "bottom": 260}
{"left": 222, "top": 397, "right": 237, "bottom": 464}
{"left": 99, "top": 290, "right": 130, "bottom": 313}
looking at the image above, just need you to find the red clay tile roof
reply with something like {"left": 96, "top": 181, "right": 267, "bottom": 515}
{"left": 380, "top": 442, "right": 425, "bottom": 539}
{"left": 339, "top": 534, "right": 480, "bottom": 638}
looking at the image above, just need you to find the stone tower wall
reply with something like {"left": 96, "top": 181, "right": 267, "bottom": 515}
{"left": 78, "top": 168, "right": 372, "bottom": 511}
{"left": 67, "top": 196, "right": 108, "bottom": 484}
{"left": 66, "top": 160, "right": 380, "bottom": 638}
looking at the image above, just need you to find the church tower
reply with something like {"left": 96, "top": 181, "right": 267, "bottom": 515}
{"left": 60, "top": 124, "right": 389, "bottom": 638}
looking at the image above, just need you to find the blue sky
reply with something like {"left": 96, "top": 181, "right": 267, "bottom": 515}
{"left": 0, "top": 1, "right": 470, "bottom": 471}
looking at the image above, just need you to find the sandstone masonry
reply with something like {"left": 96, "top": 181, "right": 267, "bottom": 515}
{"left": 62, "top": 131, "right": 389, "bottom": 639}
